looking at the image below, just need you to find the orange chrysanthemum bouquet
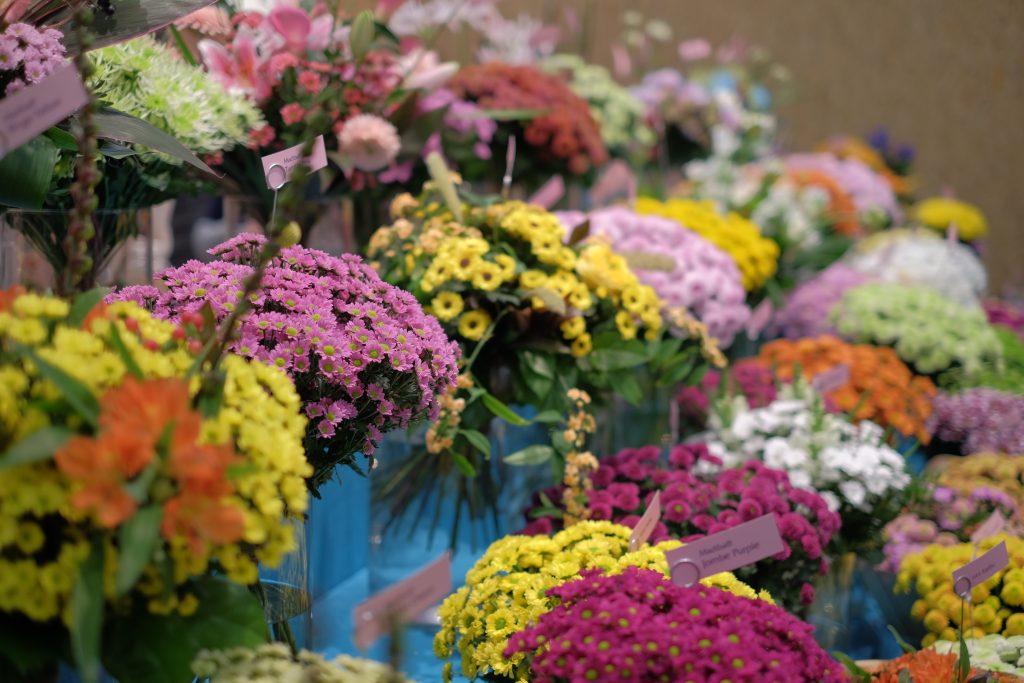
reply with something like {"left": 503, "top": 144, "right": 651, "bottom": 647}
{"left": 755, "top": 335, "right": 937, "bottom": 443}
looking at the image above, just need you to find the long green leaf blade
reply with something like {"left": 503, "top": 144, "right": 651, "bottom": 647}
{"left": 115, "top": 505, "right": 163, "bottom": 596}
{"left": 71, "top": 541, "right": 105, "bottom": 683}
{"left": 0, "top": 426, "right": 72, "bottom": 470}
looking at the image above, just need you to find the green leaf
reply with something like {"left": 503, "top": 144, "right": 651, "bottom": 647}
{"left": 830, "top": 651, "right": 871, "bottom": 683}
{"left": 518, "top": 353, "right": 554, "bottom": 401}
{"left": 197, "top": 372, "right": 226, "bottom": 418}
{"left": 44, "top": 126, "right": 79, "bottom": 151}
{"left": 0, "top": 426, "right": 72, "bottom": 470}
{"left": 103, "top": 576, "right": 268, "bottom": 683}
{"left": 886, "top": 624, "right": 917, "bottom": 654}
{"left": 567, "top": 219, "right": 590, "bottom": 246}
{"left": 613, "top": 371, "right": 643, "bottom": 406}
{"left": 62, "top": 0, "right": 220, "bottom": 53}
{"left": 169, "top": 25, "right": 198, "bottom": 65}
{"left": 481, "top": 393, "right": 530, "bottom": 426}
{"left": 532, "top": 410, "right": 563, "bottom": 424}
{"left": 458, "top": 429, "right": 491, "bottom": 459}
{"left": 71, "top": 541, "right": 105, "bottom": 683}
{"left": 476, "top": 108, "right": 547, "bottom": 121}
{"left": 93, "top": 108, "right": 215, "bottom": 175}
{"left": 115, "top": 505, "right": 163, "bottom": 596}
{"left": 898, "top": 670, "right": 911, "bottom": 683}
{"left": 67, "top": 287, "right": 110, "bottom": 327}
{"left": 587, "top": 349, "right": 647, "bottom": 372}
{"left": 505, "top": 445, "right": 556, "bottom": 466}
{"left": 955, "top": 628, "right": 971, "bottom": 683}
{"left": 108, "top": 325, "right": 144, "bottom": 380}
{"left": 16, "top": 345, "right": 99, "bottom": 427}
{"left": 521, "top": 350, "right": 555, "bottom": 378}
{"left": 0, "top": 615, "right": 65, "bottom": 677}
{"left": 621, "top": 250, "right": 677, "bottom": 272}
{"left": 99, "top": 141, "right": 138, "bottom": 159}
{"left": 452, "top": 452, "right": 478, "bottom": 477}
{"left": 0, "top": 136, "right": 58, "bottom": 209}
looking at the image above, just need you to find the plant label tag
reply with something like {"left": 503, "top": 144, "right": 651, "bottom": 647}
{"left": 261, "top": 135, "right": 327, "bottom": 189}
{"left": 665, "top": 514, "right": 784, "bottom": 587}
{"left": 590, "top": 160, "right": 636, "bottom": 207}
{"left": 528, "top": 175, "right": 565, "bottom": 209}
{"left": 812, "top": 364, "right": 850, "bottom": 393}
{"left": 629, "top": 491, "right": 662, "bottom": 551}
{"left": 952, "top": 541, "right": 1009, "bottom": 598}
{"left": 353, "top": 552, "right": 451, "bottom": 649}
{"left": 0, "top": 64, "right": 88, "bottom": 159}
{"left": 947, "top": 222, "right": 959, "bottom": 247}
{"left": 970, "top": 511, "right": 1007, "bottom": 546}
{"left": 745, "top": 299, "right": 773, "bottom": 339}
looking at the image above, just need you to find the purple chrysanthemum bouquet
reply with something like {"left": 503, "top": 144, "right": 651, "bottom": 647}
{"left": 556, "top": 207, "right": 750, "bottom": 347}
{"left": 113, "top": 233, "right": 460, "bottom": 491}
{"left": 523, "top": 443, "right": 840, "bottom": 613}
{"left": 928, "top": 388, "right": 1024, "bottom": 455}
{"left": 505, "top": 567, "right": 846, "bottom": 683}
{"left": 770, "top": 263, "right": 871, "bottom": 339}
{"left": 0, "top": 22, "right": 66, "bottom": 97}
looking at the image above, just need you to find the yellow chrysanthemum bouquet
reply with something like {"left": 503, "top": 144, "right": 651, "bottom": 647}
{"left": 367, "top": 170, "right": 714, "bottom": 545}
{"left": 897, "top": 535, "right": 1024, "bottom": 647}
{"left": 0, "top": 288, "right": 311, "bottom": 683}
{"left": 434, "top": 520, "right": 771, "bottom": 682}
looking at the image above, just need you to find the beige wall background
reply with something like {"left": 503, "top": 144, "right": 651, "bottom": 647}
{"left": 416, "top": 0, "right": 1024, "bottom": 293}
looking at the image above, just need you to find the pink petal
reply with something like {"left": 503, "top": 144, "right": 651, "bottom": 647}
{"left": 198, "top": 39, "right": 237, "bottom": 84}
{"left": 307, "top": 14, "right": 333, "bottom": 52}
{"left": 267, "top": 5, "right": 311, "bottom": 52}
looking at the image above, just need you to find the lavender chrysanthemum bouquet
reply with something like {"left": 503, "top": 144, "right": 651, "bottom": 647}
{"left": 929, "top": 388, "right": 1024, "bottom": 455}
{"left": 771, "top": 263, "right": 870, "bottom": 339}
{"left": 114, "top": 233, "right": 460, "bottom": 490}
{"left": 0, "top": 22, "right": 66, "bottom": 97}
{"left": 784, "top": 152, "right": 902, "bottom": 226}
{"left": 557, "top": 207, "right": 750, "bottom": 346}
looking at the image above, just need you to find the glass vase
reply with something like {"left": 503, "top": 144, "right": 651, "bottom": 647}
{"left": 807, "top": 552, "right": 857, "bottom": 652}
{"left": 0, "top": 208, "right": 153, "bottom": 293}
{"left": 258, "top": 516, "right": 312, "bottom": 650}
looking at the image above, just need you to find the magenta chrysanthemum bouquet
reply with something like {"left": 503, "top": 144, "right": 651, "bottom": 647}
{"left": 985, "top": 298, "right": 1024, "bottom": 339}
{"left": 881, "top": 484, "right": 1020, "bottom": 573}
{"left": 556, "top": 207, "right": 750, "bottom": 346}
{"left": 113, "top": 233, "right": 460, "bottom": 490}
{"left": 676, "top": 358, "right": 778, "bottom": 430}
{"left": 928, "top": 388, "right": 1024, "bottom": 455}
{"left": 523, "top": 444, "right": 840, "bottom": 612}
{"left": 505, "top": 567, "right": 846, "bottom": 683}
{"left": 770, "top": 263, "right": 871, "bottom": 339}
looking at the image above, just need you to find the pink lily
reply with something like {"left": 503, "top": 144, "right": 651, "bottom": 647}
{"left": 266, "top": 5, "right": 333, "bottom": 54}
{"left": 198, "top": 28, "right": 274, "bottom": 102}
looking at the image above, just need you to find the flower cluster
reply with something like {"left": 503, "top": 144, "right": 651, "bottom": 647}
{"left": 434, "top": 520, "right": 767, "bottom": 682}
{"left": 0, "top": 22, "right": 65, "bottom": 97}
{"left": 897, "top": 535, "right": 1024, "bottom": 646}
{"left": 937, "top": 453, "right": 1024, "bottom": 510}
{"left": 770, "top": 263, "right": 871, "bottom": 339}
{"left": 784, "top": 152, "right": 902, "bottom": 228}
{"left": 192, "top": 644, "right": 410, "bottom": 683}
{"left": 541, "top": 54, "right": 656, "bottom": 163}
{"left": 707, "top": 390, "right": 910, "bottom": 552}
{"left": 112, "top": 233, "right": 459, "bottom": 490}
{"left": 755, "top": 335, "right": 938, "bottom": 442}
{"left": 419, "top": 87, "right": 497, "bottom": 163}
{"left": 89, "top": 36, "right": 263, "bottom": 157}
{"left": 985, "top": 299, "right": 1024, "bottom": 339}
{"left": 676, "top": 359, "right": 778, "bottom": 430}
{"left": 505, "top": 567, "right": 846, "bottom": 683}
{"left": 524, "top": 443, "right": 840, "bottom": 612}
{"left": 556, "top": 207, "right": 750, "bottom": 346}
{"left": 843, "top": 229, "right": 987, "bottom": 308}
{"left": 369, "top": 190, "right": 664, "bottom": 362}
{"left": 932, "top": 634, "right": 1024, "bottom": 675}
{"left": 942, "top": 325, "right": 1024, "bottom": 393}
{"left": 870, "top": 649, "right": 988, "bottom": 682}
{"left": 831, "top": 282, "right": 1003, "bottom": 378}
{"left": 820, "top": 134, "right": 914, "bottom": 198}
{"left": 559, "top": 388, "right": 599, "bottom": 525}
{"left": 881, "top": 485, "right": 1020, "bottom": 573}
{"left": 635, "top": 196, "right": 779, "bottom": 290}
{"left": 631, "top": 68, "right": 777, "bottom": 163}
{"left": 0, "top": 290, "right": 310, "bottom": 622}
{"left": 928, "top": 389, "right": 1024, "bottom": 455}
{"left": 447, "top": 62, "right": 608, "bottom": 178}
{"left": 913, "top": 196, "right": 988, "bottom": 241}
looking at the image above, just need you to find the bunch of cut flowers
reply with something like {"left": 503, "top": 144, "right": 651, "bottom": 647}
{"left": 706, "top": 383, "right": 911, "bottom": 554}
{"left": 113, "top": 232, "right": 459, "bottom": 491}
{"left": 0, "top": 288, "right": 311, "bottom": 683}
{"left": 506, "top": 567, "right": 846, "bottom": 683}
{"left": 522, "top": 442, "right": 841, "bottom": 613}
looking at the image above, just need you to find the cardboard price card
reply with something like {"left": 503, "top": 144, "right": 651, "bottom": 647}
{"left": 952, "top": 541, "right": 1009, "bottom": 598}
{"left": 664, "top": 514, "right": 784, "bottom": 587}
{"left": 353, "top": 553, "right": 451, "bottom": 649}
{"left": 629, "top": 491, "right": 662, "bottom": 552}
{"left": 0, "top": 64, "right": 88, "bottom": 159}
{"left": 261, "top": 135, "right": 328, "bottom": 189}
